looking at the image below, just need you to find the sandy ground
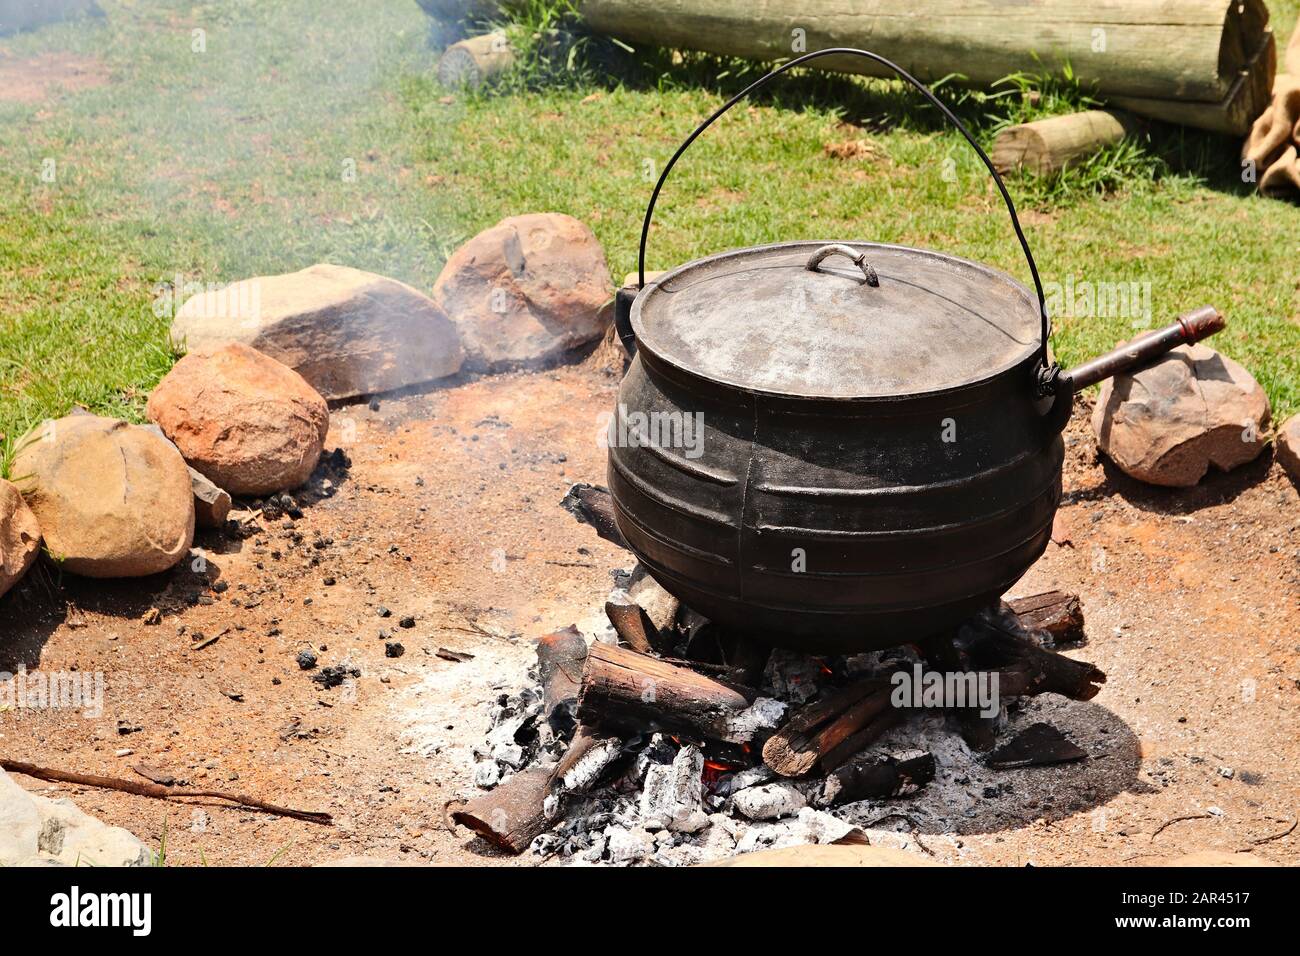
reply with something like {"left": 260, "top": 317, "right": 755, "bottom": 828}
{"left": 1, "top": 351, "right": 1296, "bottom": 867}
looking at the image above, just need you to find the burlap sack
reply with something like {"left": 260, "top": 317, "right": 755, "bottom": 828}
{"left": 1243, "top": 29, "right": 1300, "bottom": 197}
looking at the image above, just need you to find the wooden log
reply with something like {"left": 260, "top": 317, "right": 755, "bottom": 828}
{"left": 437, "top": 32, "right": 514, "bottom": 89}
{"left": 819, "top": 750, "right": 936, "bottom": 807}
{"left": 1005, "top": 590, "right": 1085, "bottom": 646}
{"left": 425, "top": 1, "right": 1275, "bottom": 133}
{"left": 451, "top": 766, "right": 553, "bottom": 853}
{"left": 1112, "top": 29, "right": 1276, "bottom": 136}
{"left": 992, "top": 110, "right": 1143, "bottom": 176}
{"left": 604, "top": 592, "right": 660, "bottom": 654}
{"left": 762, "top": 680, "right": 897, "bottom": 778}
{"left": 560, "top": 483, "right": 630, "bottom": 550}
{"left": 576, "top": 642, "right": 773, "bottom": 743}
{"left": 581, "top": 0, "right": 1269, "bottom": 104}
{"left": 536, "top": 625, "right": 588, "bottom": 731}
{"left": 954, "top": 606, "right": 1107, "bottom": 701}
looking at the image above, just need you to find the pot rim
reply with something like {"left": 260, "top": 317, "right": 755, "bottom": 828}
{"left": 631, "top": 240, "right": 1046, "bottom": 403}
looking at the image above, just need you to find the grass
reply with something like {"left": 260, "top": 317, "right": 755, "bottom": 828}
{"left": 1, "top": 0, "right": 1298, "bottom": 448}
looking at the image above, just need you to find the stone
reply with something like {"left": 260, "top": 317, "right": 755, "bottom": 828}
{"left": 0, "top": 478, "right": 40, "bottom": 599}
{"left": 146, "top": 342, "right": 330, "bottom": 496}
{"left": 432, "top": 213, "right": 613, "bottom": 367}
{"left": 0, "top": 768, "right": 152, "bottom": 867}
{"left": 170, "top": 264, "right": 463, "bottom": 401}
{"left": 1092, "top": 344, "right": 1271, "bottom": 487}
{"left": 1276, "top": 414, "right": 1300, "bottom": 482}
{"left": 141, "top": 423, "right": 231, "bottom": 528}
{"left": 12, "top": 414, "right": 194, "bottom": 578}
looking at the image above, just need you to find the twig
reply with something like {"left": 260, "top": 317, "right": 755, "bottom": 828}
{"left": 190, "top": 627, "right": 228, "bottom": 651}
{"left": 1247, "top": 817, "right": 1297, "bottom": 847}
{"left": 1, "top": 758, "right": 332, "bottom": 826}
{"left": 1150, "top": 812, "right": 1211, "bottom": 842}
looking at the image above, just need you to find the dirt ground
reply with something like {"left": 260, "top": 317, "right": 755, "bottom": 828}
{"left": 1, "top": 350, "right": 1297, "bottom": 867}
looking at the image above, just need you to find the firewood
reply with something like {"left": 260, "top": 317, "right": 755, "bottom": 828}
{"left": 685, "top": 624, "right": 772, "bottom": 687}
{"left": 560, "top": 483, "right": 629, "bottom": 550}
{"left": 549, "top": 726, "right": 622, "bottom": 798}
{"left": 451, "top": 766, "right": 554, "bottom": 853}
{"left": 762, "top": 680, "right": 897, "bottom": 778}
{"left": 536, "top": 625, "right": 588, "bottom": 733}
{"left": 992, "top": 110, "right": 1143, "bottom": 176}
{"left": 1005, "top": 590, "right": 1085, "bottom": 646}
{"left": 604, "top": 591, "right": 660, "bottom": 653}
{"left": 819, "top": 750, "right": 936, "bottom": 807}
{"left": 576, "top": 642, "right": 777, "bottom": 744}
{"left": 436, "top": 32, "right": 514, "bottom": 89}
{"left": 431, "top": 0, "right": 1275, "bottom": 134}
{"left": 962, "top": 618, "right": 1107, "bottom": 700}
{"left": 820, "top": 708, "right": 906, "bottom": 774}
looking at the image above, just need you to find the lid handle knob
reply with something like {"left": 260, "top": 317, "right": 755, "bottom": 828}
{"left": 805, "top": 244, "right": 879, "bottom": 287}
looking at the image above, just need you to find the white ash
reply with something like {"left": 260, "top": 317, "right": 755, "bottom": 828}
{"left": 468, "top": 620, "right": 1103, "bottom": 867}
{"left": 719, "top": 696, "right": 786, "bottom": 743}
{"left": 735, "top": 807, "right": 865, "bottom": 854}
{"left": 732, "top": 782, "right": 808, "bottom": 821}
{"left": 640, "top": 744, "right": 708, "bottom": 833}
{"left": 556, "top": 736, "right": 623, "bottom": 795}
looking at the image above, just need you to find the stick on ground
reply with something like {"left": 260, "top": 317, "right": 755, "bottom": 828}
{"left": 1, "top": 758, "right": 332, "bottom": 826}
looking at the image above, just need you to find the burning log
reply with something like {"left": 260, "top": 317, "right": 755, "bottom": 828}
{"left": 576, "top": 642, "right": 781, "bottom": 744}
{"left": 537, "top": 625, "right": 588, "bottom": 733}
{"left": 1005, "top": 590, "right": 1085, "bottom": 646}
{"left": 454, "top": 725, "right": 625, "bottom": 855}
{"left": 921, "top": 603, "right": 1105, "bottom": 750}
{"left": 819, "top": 750, "right": 936, "bottom": 807}
{"left": 958, "top": 609, "right": 1106, "bottom": 700}
{"left": 604, "top": 591, "right": 661, "bottom": 654}
{"left": 549, "top": 726, "right": 623, "bottom": 799}
{"left": 451, "top": 766, "right": 554, "bottom": 853}
{"left": 762, "top": 680, "right": 899, "bottom": 778}
{"left": 561, "top": 483, "right": 629, "bottom": 550}
{"left": 685, "top": 625, "right": 773, "bottom": 688}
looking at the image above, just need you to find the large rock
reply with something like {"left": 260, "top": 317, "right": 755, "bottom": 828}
{"left": 141, "top": 423, "right": 231, "bottom": 528}
{"left": 0, "top": 768, "right": 152, "bottom": 867}
{"left": 170, "top": 264, "right": 464, "bottom": 401}
{"left": 0, "top": 478, "right": 40, "bottom": 599}
{"left": 1092, "top": 344, "right": 1271, "bottom": 487}
{"left": 12, "top": 415, "right": 194, "bottom": 578}
{"left": 1276, "top": 414, "right": 1300, "bottom": 482}
{"left": 147, "top": 343, "right": 330, "bottom": 497}
{"left": 433, "top": 213, "right": 613, "bottom": 367}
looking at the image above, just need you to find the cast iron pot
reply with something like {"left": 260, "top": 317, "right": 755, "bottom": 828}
{"left": 608, "top": 49, "right": 1223, "bottom": 652}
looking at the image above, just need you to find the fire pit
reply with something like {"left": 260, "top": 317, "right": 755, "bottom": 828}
{"left": 448, "top": 486, "right": 1105, "bottom": 865}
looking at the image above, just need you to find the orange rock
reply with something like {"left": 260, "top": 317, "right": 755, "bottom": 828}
{"left": 0, "top": 478, "right": 40, "bottom": 597}
{"left": 433, "top": 213, "right": 613, "bottom": 367}
{"left": 147, "top": 343, "right": 329, "bottom": 496}
{"left": 1092, "top": 344, "right": 1270, "bottom": 487}
{"left": 12, "top": 415, "right": 193, "bottom": 578}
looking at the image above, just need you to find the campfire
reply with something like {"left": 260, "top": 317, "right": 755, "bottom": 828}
{"left": 450, "top": 485, "right": 1105, "bottom": 865}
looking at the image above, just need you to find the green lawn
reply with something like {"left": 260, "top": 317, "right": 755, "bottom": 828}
{"left": 2, "top": 0, "right": 1298, "bottom": 453}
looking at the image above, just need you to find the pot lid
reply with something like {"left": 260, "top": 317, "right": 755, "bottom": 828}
{"left": 631, "top": 240, "right": 1043, "bottom": 400}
